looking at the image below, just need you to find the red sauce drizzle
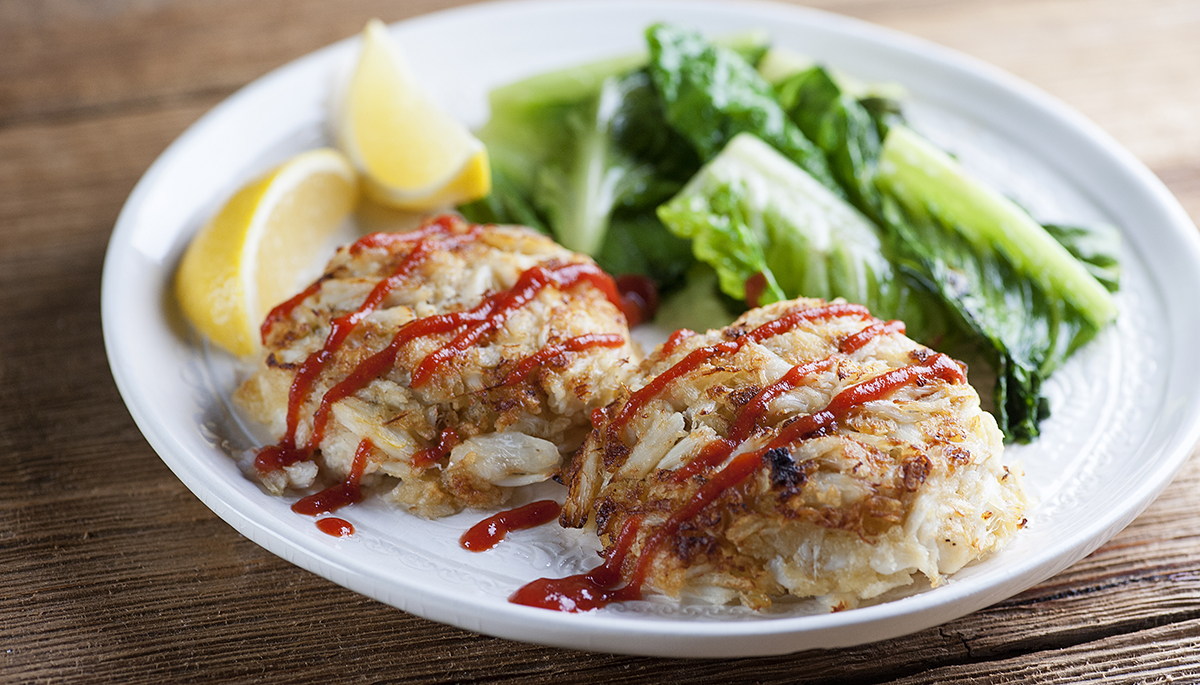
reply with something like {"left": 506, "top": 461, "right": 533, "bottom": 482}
{"left": 259, "top": 215, "right": 464, "bottom": 345}
{"left": 839, "top": 319, "right": 905, "bottom": 355}
{"left": 291, "top": 438, "right": 372, "bottom": 516}
{"left": 608, "top": 303, "right": 871, "bottom": 437}
{"left": 255, "top": 216, "right": 480, "bottom": 473}
{"left": 731, "top": 358, "right": 838, "bottom": 442}
{"left": 746, "top": 303, "right": 870, "bottom": 344}
{"left": 615, "top": 274, "right": 659, "bottom": 327}
{"left": 409, "top": 262, "right": 623, "bottom": 388}
{"left": 670, "top": 357, "right": 838, "bottom": 482}
{"left": 609, "top": 340, "right": 739, "bottom": 435}
{"left": 501, "top": 333, "right": 626, "bottom": 387}
{"left": 261, "top": 280, "right": 323, "bottom": 343}
{"left": 411, "top": 426, "right": 460, "bottom": 470}
{"left": 744, "top": 272, "right": 769, "bottom": 309}
{"left": 510, "top": 352, "right": 966, "bottom": 612}
{"left": 303, "top": 299, "right": 498, "bottom": 455}
{"left": 460, "top": 500, "right": 562, "bottom": 552}
{"left": 764, "top": 352, "right": 965, "bottom": 450}
{"left": 621, "top": 448, "right": 767, "bottom": 597}
{"left": 266, "top": 260, "right": 624, "bottom": 471}
{"left": 509, "top": 516, "right": 642, "bottom": 611}
{"left": 664, "top": 437, "right": 738, "bottom": 485}
{"left": 511, "top": 448, "right": 766, "bottom": 612}
{"left": 661, "top": 328, "right": 696, "bottom": 357}
{"left": 347, "top": 213, "right": 462, "bottom": 254}
{"left": 316, "top": 517, "right": 355, "bottom": 537}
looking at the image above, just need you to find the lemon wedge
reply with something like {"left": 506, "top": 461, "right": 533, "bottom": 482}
{"left": 175, "top": 148, "right": 359, "bottom": 356}
{"left": 336, "top": 19, "right": 490, "bottom": 210}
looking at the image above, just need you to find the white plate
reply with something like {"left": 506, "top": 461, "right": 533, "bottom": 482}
{"left": 102, "top": 0, "right": 1200, "bottom": 657}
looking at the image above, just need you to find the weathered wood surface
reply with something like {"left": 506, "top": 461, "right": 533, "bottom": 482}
{"left": 3, "top": 0, "right": 1200, "bottom": 682}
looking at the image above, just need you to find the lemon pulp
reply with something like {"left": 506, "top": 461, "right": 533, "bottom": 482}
{"left": 175, "top": 148, "right": 358, "bottom": 356}
{"left": 337, "top": 19, "right": 490, "bottom": 209}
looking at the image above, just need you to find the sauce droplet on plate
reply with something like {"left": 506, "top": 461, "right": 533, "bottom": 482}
{"left": 316, "top": 517, "right": 355, "bottom": 537}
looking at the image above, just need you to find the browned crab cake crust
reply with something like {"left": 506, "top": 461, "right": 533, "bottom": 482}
{"left": 562, "top": 298, "right": 1025, "bottom": 609}
{"left": 235, "top": 217, "right": 638, "bottom": 518}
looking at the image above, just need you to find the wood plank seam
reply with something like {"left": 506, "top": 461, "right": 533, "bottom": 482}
{"left": 0, "top": 84, "right": 237, "bottom": 132}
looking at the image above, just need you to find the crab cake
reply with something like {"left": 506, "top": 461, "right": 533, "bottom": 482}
{"left": 556, "top": 298, "right": 1025, "bottom": 610}
{"left": 235, "top": 215, "right": 638, "bottom": 518}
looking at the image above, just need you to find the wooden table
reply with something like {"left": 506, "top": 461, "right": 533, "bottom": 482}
{"left": 4, "top": 0, "right": 1200, "bottom": 681}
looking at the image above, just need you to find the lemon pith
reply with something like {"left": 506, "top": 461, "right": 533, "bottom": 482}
{"left": 175, "top": 148, "right": 358, "bottom": 356}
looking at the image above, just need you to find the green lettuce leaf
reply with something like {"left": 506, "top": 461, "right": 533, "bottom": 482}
{"left": 878, "top": 127, "right": 1117, "bottom": 329}
{"left": 1042, "top": 222, "right": 1122, "bottom": 293}
{"left": 645, "top": 24, "right": 842, "bottom": 195}
{"left": 770, "top": 62, "right": 1119, "bottom": 441}
{"left": 457, "top": 162, "right": 548, "bottom": 233}
{"left": 461, "top": 69, "right": 700, "bottom": 259}
{"left": 595, "top": 211, "right": 695, "bottom": 290}
{"left": 875, "top": 126, "right": 1118, "bottom": 441}
{"left": 774, "top": 65, "right": 895, "bottom": 218}
{"left": 461, "top": 30, "right": 769, "bottom": 263}
{"left": 657, "top": 132, "right": 941, "bottom": 335}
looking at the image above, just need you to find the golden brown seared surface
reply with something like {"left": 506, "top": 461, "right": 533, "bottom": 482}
{"left": 562, "top": 299, "right": 1025, "bottom": 610}
{"left": 235, "top": 217, "right": 638, "bottom": 518}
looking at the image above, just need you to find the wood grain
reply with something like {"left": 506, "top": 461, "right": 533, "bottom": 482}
{"left": 4, "top": 0, "right": 1200, "bottom": 682}
{"left": 0, "top": 0, "right": 480, "bottom": 126}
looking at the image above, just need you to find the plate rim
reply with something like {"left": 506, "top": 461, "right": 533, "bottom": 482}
{"left": 102, "top": 0, "right": 1200, "bottom": 657}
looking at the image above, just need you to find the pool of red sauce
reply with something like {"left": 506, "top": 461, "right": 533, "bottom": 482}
{"left": 316, "top": 517, "right": 355, "bottom": 537}
{"left": 509, "top": 517, "right": 643, "bottom": 612}
{"left": 460, "top": 500, "right": 563, "bottom": 552}
{"left": 615, "top": 274, "right": 659, "bottom": 327}
{"left": 291, "top": 438, "right": 372, "bottom": 516}
{"left": 744, "top": 272, "right": 769, "bottom": 309}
